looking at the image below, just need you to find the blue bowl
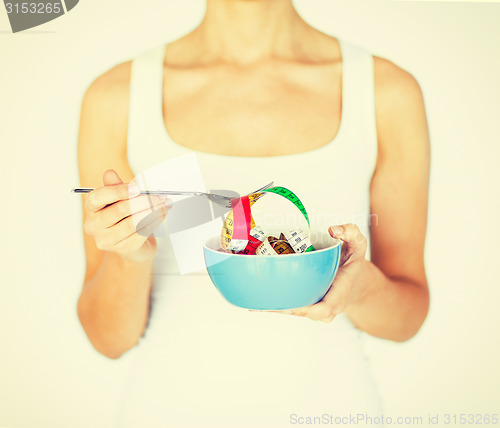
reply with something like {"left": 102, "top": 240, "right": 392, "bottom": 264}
{"left": 203, "top": 235, "right": 342, "bottom": 310}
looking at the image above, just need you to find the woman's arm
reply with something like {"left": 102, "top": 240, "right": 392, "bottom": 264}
{"left": 287, "top": 58, "right": 430, "bottom": 342}
{"left": 76, "top": 63, "right": 170, "bottom": 358}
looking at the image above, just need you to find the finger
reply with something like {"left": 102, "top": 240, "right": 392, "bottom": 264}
{"left": 121, "top": 205, "right": 169, "bottom": 238}
{"left": 103, "top": 169, "right": 123, "bottom": 186}
{"left": 291, "top": 300, "right": 336, "bottom": 322}
{"left": 99, "top": 195, "right": 171, "bottom": 229}
{"left": 268, "top": 309, "right": 294, "bottom": 315}
{"left": 291, "top": 272, "right": 351, "bottom": 322}
{"left": 85, "top": 183, "right": 140, "bottom": 213}
{"left": 136, "top": 211, "right": 166, "bottom": 238}
{"left": 119, "top": 205, "right": 167, "bottom": 242}
{"left": 317, "top": 271, "right": 350, "bottom": 320}
{"left": 131, "top": 200, "right": 171, "bottom": 236}
{"left": 84, "top": 196, "right": 168, "bottom": 236}
{"left": 328, "top": 224, "right": 367, "bottom": 260}
{"left": 96, "top": 204, "right": 167, "bottom": 251}
{"left": 111, "top": 209, "right": 166, "bottom": 254}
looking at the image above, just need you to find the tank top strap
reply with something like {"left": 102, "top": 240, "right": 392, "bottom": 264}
{"left": 337, "top": 39, "right": 377, "bottom": 172}
{"left": 127, "top": 45, "right": 166, "bottom": 172}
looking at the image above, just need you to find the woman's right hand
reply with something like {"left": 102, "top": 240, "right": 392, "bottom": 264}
{"left": 83, "top": 169, "right": 172, "bottom": 263}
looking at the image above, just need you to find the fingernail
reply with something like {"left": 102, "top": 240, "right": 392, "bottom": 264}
{"left": 129, "top": 185, "right": 140, "bottom": 197}
{"left": 162, "top": 199, "right": 173, "bottom": 208}
{"left": 282, "top": 309, "right": 293, "bottom": 315}
{"left": 331, "top": 226, "right": 343, "bottom": 235}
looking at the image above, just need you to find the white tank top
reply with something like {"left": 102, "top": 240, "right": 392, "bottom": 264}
{"left": 117, "top": 39, "right": 383, "bottom": 427}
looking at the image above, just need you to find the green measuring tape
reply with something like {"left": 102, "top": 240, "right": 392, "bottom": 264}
{"left": 261, "top": 186, "right": 315, "bottom": 252}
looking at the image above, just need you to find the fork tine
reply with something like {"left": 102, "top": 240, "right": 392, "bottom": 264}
{"left": 248, "top": 181, "right": 274, "bottom": 195}
{"left": 205, "top": 181, "right": 274, "bottom": 209}
{"left": 205, "top": 193, "right": 234, "bottom": 209}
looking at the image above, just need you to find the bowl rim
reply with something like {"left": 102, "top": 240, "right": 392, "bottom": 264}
{"left": 203, "top": 235, "right": 342, "bottom": 257}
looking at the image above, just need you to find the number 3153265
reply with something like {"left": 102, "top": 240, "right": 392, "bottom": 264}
{"left": 5, "top": 2, "right": 62, "bottom": 14}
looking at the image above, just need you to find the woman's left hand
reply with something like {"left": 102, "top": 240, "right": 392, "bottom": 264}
{"left": 274, "top": 224, "right": 371, "bottom": 322}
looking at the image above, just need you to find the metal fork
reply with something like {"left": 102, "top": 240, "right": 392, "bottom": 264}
{"left": 71, "top": 182, "right": 274, "bottom": 209}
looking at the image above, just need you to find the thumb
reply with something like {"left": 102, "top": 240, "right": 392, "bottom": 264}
{"left": 103, "top": 169, "right": 123, "bottom": 186}
{"left": 328, "top": 224, "right": 367, "bottom": 262}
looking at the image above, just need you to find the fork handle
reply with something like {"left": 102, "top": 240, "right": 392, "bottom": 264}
{"left": 71, "top": 188, "right": 203, "bottom": 196}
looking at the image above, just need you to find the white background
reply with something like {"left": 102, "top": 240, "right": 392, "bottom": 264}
{"left": 1, "top": 1, "right": 499, "bottom": 427}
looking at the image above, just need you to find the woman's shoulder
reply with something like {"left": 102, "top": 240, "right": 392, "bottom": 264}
{"left": 81, "top": 44, "right": 166, "bottom": 117}
{"left": 82, "top": 60, "right": 132, "bottom": 114}
{"left": 372, "top": 54, "right": 426, "bottom": 136}
{"left": 79, "top": 60, "right": 134, "bottom": 156}
{"left": 371, "top": 53, "right": 429, "bottom": 163}
{"left": 78, "top": 60, "right": 133, "bottom": 178}
{"left": 331, "top": 37, "right": 428, "bottom": 161}
{"left": 333, "top": 37, "right": 424, "bottom": 121}
{"left": 372, "top": 54, "right": 423, "bottom": 102}
{"left": 335, "top": 37, "right": 421, "bottom": 94}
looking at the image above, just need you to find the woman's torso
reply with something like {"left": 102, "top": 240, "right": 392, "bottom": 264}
{"left": 117, "top": 37, "right": 383, "bottom": 428}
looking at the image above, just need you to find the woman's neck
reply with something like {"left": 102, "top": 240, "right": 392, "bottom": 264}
{"left": 191, "top": 0, "right": 314, "bottom": 64}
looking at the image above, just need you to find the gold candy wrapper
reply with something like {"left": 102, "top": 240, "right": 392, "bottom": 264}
{"left": 254, "top": 230, "right": 313, "bottom": 256}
